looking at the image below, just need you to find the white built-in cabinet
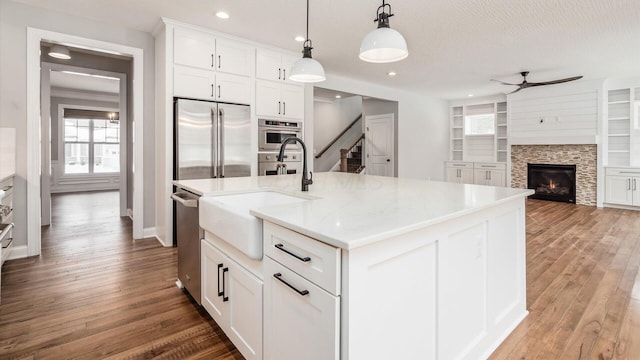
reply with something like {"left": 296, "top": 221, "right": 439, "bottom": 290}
{"left": 174, "top": 27, "right": 253, "bottom": 76}
{"left": 262, "top": 222, "right": 340, "bottom": 360}
{"left": 604, "top": 167, "right": 640, "bottom": 207}
{"left": 256, "top": 48, "right": 299, "bottom": 84}
{"left": 445, "top": 161, "right": 474, "bottom": 184}
{"left": 255, "top": 48, "right": 304, "bottom": 120}
{"left": 473, "top": 162, "right": 506, "bottom": 187}
{"left": 606, "top": 88, "right": 640, "bottom": 167}
{"left": 445, "top": 161, "right": 506, "bottom": 186}
{"left": 172, "top": 27, "right": 253, "bottom": 103}
{"left": 201, "top": 240, "right": 263, "bottom": 360}
{"left": 256, "top": 80, "right": 304, "bottom": 120}
{"left": 173, "top": 66, "right": 251, "bottom": 104}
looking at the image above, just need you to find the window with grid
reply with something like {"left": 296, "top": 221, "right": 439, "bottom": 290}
{"left": 63, "top": 109, "right": 120, "bottom": 174}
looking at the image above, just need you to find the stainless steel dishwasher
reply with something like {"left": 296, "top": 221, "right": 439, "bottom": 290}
{"left": 172, "top": 189, "right": 201, "bottom": 304}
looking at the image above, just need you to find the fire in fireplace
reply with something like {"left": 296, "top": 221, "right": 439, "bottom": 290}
{"left": 527, "top": 163, "right": 576, "bottom": 203}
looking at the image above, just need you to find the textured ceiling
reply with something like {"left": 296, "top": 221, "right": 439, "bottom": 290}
{"left": 14, "top": 0, "right": 640, "bottom": 99}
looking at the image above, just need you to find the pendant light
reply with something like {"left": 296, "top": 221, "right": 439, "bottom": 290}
{"left": 48, "top": 45, "right": 71, "bottom": 60}
{"left": 289, "top": 0, "right": 326, "bottom": 83}
{"left": 359, "top": 0, "right": 408, "bottom": 63}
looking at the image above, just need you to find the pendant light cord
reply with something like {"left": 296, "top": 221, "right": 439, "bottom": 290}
{"left": 306, "top": 0, "right": 310, "bottom": 41}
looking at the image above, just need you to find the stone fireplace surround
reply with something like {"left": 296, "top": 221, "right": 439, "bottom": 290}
{"left": 511, "top": 145, "right": 597, "bottom": 206}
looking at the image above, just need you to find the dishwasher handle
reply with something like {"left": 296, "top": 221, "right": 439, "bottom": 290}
{"left": 171, "top": 192, "right": 198, "bottom": 208}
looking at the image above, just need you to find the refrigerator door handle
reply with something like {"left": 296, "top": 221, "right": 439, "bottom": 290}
{"left": 211, "top": 108, "right": 218, "bottom": 178}
{"left": 219, "top": 108, "right": 225, "bottom": 178}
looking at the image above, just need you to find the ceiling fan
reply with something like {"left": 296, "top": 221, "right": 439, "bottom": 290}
{"left": 491, "top": 71, "right": 583, "bottom": 94}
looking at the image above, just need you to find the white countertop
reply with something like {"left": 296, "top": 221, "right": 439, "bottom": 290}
{"left": 174, "top": 173, "right": 533, "bottom": 250}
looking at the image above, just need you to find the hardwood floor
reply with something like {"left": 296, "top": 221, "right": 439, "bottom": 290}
{"left": 0, "top": 191, "right": 243, "bottom": 359}
{"left": 490, "top": 199, "right": 640, "bottom": 360}
{"left": 1, "top": 193, "right": 639, "bottom": 359}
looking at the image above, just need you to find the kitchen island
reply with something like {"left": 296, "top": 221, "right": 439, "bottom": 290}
{"left": 174, "top": 172, "right": 534, "bottom": 360}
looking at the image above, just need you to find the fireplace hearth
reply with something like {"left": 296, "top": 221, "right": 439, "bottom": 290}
{"left": 527, "top": 163, "right": 576, "bottom": 203}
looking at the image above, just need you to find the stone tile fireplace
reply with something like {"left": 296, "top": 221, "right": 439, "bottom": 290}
{"left": 511, "top": 145, "right": 597, "bottom": 206}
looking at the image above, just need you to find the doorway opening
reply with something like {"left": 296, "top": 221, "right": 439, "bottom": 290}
{"left": 27, "top": 28, "right": 145, "bottom": 258}
{"left": 312, "top": 87, "right": 398, "bottom": 177}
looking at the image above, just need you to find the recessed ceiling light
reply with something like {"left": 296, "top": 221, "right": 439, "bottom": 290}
{"left": 295, "top": 36, "right": 305, "bottom": 42}
{"left": 48, "top": 45, "right": 71, "bottom": 60}
{"left": 335, "top": 95, "right": 342, "bottom": 99}
{"left": 468, "top": 94, "right": 474, "bottom": 97}
{"left": 388, "top": 71, "right": 397, "bottom": 76}
{"left": 216, "top": 11, "right": 230, "bottom": 19}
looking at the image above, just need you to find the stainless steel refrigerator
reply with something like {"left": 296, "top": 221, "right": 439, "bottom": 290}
{"left": 174, "top": 98, "right": 251, "bottom": 180}
{"left": 173, "top": 98, "right": 250, "bottom": 304}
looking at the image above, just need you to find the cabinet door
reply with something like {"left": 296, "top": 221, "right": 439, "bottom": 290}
{"left": 489, "top": 170, "right": 506, "bottom": 187}
{"left": 256, "top": 80, "right": 282, "bottom": 117}
{"left": 201, "top": 240, "right": 228, "bottom": 324}
{"left": 174, "top": 65, "right": 215, "bottom": 100}
{"left": 174, "top": 27, "right": 215, "bottom": 70}
{"left": 216, "top": 73, "right": 251, "bottom": 105}
{"left": 438, "top": 223, "right": 487, "bottom": 360}
{"left": 256, "top": 48, "right": 283, "bottom": 81}
{"left": 281, "top": 53, "right": 299, "bottom": 83}
{"left": 264, "top": 257, "right": 339, "bottom": 360}
{"left": 281, "top": 84, "right": 305, "bottom": 120}
{"left": 633, "top": 177, "right": 640, "bottom": 205}
{"left": 461, "top": 168, "right": 475, "bottom": 184}
{"left": 474, "top": 169, "right": 489, "bottom": 185}
{"left": 605, "top": 176, "right": 633, "bottom": 205}
{"left": 216, "top": 38, "right": 254, "bottom": 76}
{"left": 226, "top": 259, "right": 263, "bottom": 360}
{"left": 446, "top": 168, "right": 461, "bottom": 183}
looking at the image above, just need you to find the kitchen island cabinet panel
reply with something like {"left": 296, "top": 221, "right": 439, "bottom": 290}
{"left": 264, "top": 257, "right": 339, "bottom": 360}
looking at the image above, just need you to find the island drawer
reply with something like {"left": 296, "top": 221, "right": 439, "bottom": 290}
{"left": 263, "top": 222, "right": 341, "bottom": 296}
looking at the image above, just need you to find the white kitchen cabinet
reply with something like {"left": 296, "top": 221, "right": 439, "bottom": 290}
{"left": 215, "top": 38, "right": 253, "bottom": 76}
{"left": 201, "top": 240, "right": 262, "bottom": 360}
{"left": 474, "top": 162, "right": 506, "bottom": 187}
{"left": 174, "top": 27, "right": 216, "bottom": 70}
{"left": 263, "top": 222, "right": 340, "bottom": 360}
{"left": 445, "top": 161, "right": 474, "bottom": 184}
{"left": 605, "top": 167, "right": 640, "bottom": 207}
{"left": 264, "top": 257, "right": 339, "bottom": 360}
{"left": 174, "top": 65, "right": 250, "bottom": 104}
{"left": 256, "top": 80, "right": 304, "bottom": 120}
{"left": 256, "top": 48, "right": 298, "bottom": 83}
{"left": 438, "top": 223, "right": 487, "bottom": 360}
{"left": 174, "top": 27, "right": 253, "bottom": 77}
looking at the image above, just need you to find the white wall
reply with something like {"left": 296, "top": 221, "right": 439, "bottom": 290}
{"left": 0, "top": 0, "right": 156, "bottom": 249}
{"left": 310, "top": 74, "right": 449, "bottom": 181}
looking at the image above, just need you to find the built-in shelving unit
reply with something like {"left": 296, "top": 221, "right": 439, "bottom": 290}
{"left": 496, "top": 102, "right": 508, "bottom": 163}
{"left": 607, "top": 89, "right": 632, "bottom": 166}
{"left": 449, "top": 101, "right": 507, "bottom": 163}
{"left": 451, "top": 106, "right": 464, "bottom": 161}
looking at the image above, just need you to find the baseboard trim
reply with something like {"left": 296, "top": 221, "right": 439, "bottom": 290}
{"left": 154, "top": 235, "right": 172, "bottom": 247}
{"left": 6, "top": 245, "right": 29, "bottom": 260}
{"left": 143, "top": 227, "right": 156, "bottom": 239}
{"left": 127, "top": 208, "right": 133, "bottom": 221}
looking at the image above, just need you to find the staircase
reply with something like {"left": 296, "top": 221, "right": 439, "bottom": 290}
{"left": 340, "top": 134, "right": 365, "bottom": 174}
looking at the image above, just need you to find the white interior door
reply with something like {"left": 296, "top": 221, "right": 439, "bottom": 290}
{"left": 365, "top": 114, "right": 394, "bottom": 177}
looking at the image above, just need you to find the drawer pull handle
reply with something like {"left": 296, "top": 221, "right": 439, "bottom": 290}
{"left": 222, "top": 267, "right": 229, "bottom": 302}
{"left": 217, "top": 263, "right": 224, "bottom": 297}
{"left": 274, "top": 243, "right": 311, "bottom": 262}
{"left": 274, "top": 273, "right": 309, "bottom": 296}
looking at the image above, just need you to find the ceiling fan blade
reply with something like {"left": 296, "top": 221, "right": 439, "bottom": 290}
{"left": 508, "top": 87, "right": 523, "bottom": 94}
{"left": 490, "top": 79, "right": 519, "bottom": 86}
{"left": 527, "top": 76, "right": 583, "bottom": 86}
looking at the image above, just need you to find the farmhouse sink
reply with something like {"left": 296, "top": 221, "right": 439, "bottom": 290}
{"left": 199, "top": 191, "right": 310, "bottom": 259}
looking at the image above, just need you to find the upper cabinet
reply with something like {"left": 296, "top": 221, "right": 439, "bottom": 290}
{"left": 174, "top": 66, "right": 251, "bottom": 104}
{"left": 173, "top": 27, "right": 253, "bottom": 77}
{"left": 256, "top": 80, "right": 304, "bottom": 120}
{"left": 256, "top": 48, "right": 299, "bottom": 84}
